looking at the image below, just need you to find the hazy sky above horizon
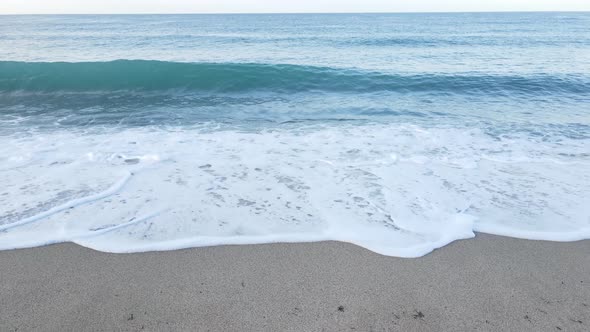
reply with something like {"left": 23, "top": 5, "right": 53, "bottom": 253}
{"left": 1, "top": 0, "right": 589, "bottom": 14}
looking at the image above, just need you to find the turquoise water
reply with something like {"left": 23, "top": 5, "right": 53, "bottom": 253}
{"left": 0, "top": 13, "right": 589, "bottom": 256}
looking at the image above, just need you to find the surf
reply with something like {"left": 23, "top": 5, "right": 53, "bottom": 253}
{"left": 1, "top": 124, "right": 589, "bottom": 257}
{"left": 1, "top": 60, "right": 589, "bottom": 96}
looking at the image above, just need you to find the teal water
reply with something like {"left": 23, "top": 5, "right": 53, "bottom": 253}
{"left": 0, "top": 13, "right": 589, "bottom": 256}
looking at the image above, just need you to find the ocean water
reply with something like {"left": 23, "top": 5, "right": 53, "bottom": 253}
{"left": 0, "top": 13, "right": 589, "bottom": 257}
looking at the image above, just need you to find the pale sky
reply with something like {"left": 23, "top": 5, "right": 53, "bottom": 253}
{"left": 1, "top": 0, "right": 589, "bottom": 15}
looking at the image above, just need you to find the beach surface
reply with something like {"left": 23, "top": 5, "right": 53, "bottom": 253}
{"left": 1, "top": 234, "right": 589, "bottom": 331}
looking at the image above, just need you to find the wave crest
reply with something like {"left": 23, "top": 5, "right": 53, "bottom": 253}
{"left": 1, "top": 60, "right": 588, "bottom": 95}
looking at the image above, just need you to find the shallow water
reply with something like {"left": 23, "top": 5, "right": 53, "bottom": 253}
{"left": 1, "top": 13, "right": 589, "bottom": 256}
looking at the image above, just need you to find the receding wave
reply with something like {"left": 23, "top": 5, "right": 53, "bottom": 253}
{"left": 1, "top": 60, "right": 588, "bottom": 96}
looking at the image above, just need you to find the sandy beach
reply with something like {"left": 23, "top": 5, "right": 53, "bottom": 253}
{"left": 1, "top": 234, "right": 588, "bottom": 331}
{"left": 2, "top": 6, "right": 589, "bottom": 332}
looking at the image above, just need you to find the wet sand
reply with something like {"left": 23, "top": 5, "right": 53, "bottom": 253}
{"left": 1, "top": 234, "right": 589, "bottom": 331}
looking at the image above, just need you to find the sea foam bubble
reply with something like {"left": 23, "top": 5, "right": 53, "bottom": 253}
{"left": 1, "top": 124, "right": 589, "bottom": 257}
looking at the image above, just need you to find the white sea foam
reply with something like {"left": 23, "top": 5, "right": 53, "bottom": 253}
{"left": 1, "top": 124, "right": 589, "bottom": 257}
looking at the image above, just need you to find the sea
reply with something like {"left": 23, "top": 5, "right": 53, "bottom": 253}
{"left": 0, "top": 13, "right": 589, "bottom": 257}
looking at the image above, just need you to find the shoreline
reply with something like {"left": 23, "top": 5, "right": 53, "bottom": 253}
{"left": 1, "top": 234, "right": 589, "bottom": 331}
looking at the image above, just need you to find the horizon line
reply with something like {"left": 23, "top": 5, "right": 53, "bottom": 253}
{"left": 1, "top": 10, "right": 589, "bottom": 16}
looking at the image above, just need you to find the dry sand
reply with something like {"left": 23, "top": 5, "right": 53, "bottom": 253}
{"left": 1, "top": 234, "right": 589, "bottom": 331}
